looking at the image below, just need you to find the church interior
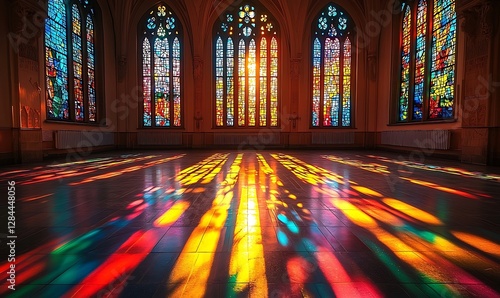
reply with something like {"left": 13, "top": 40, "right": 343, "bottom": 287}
{"left": 1, "top": 0, "right": 500, "bottom": 297}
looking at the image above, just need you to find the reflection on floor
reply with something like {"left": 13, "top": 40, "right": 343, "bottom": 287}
{"left": 1, "top": 151, "right": 499, "bottom": 297}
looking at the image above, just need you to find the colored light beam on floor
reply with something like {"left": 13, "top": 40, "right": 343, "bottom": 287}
{"left": 259, "top": 153, "right": 377, "bottom": 296}
{"left": 17, "top": 155, "right": 159, "bottom": 185}
{"left": 382, "top": 198, "right": 443, "bottom": 226}
{"left": 366, "top": 154, "right": 500, "bottom": 183}
{"left": 69, "top": 154, "right": 185, "bottom": 185}
{"left": 227, "top": 159, "right": 267, "bottom": 297}
{"left": 176, "top": 153, "right": 229, "bottom": 185}
{"left": 452, "top": 231, "right": 500, "bottom": 258}
{"left": 401, "top": 178, "right": 479, "bottom": 199}
{"left": 351, "top": 186, "right": 383, "bottom": 197}
{"left": 154, "top": 201, "right": 191, "bottom": 227}
{"left": 271, "top": 153, "right": 356, "bottom": 187}
{"left": 322, "top": 155, "right": 390, "bottom": 175}
{"left": 64, "top": 229, "right": 165, "bottom": 297}
{"left": 333, "top": 199, "right": 500, "bottom": 297}
{"left": 167, "top": 154, "right": 243, "bottom": 297}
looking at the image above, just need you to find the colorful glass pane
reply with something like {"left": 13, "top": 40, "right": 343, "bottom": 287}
{"left": 323, "top": 38, "right": 340, "bottom": 127}
{"left": 172, "top": 37, "right": 181, "bottom": 126}
{"left": 342, "top": 38, "right": 351, "bottom": 126}
{"left": 142, "top": 38, "right": 152, "bottom": 126}
{"left": 312, "top": 38, "right": 321, "bottom": 127}
{"left": 270, "top": 37, "right": 278, "bottom": 126}
{"left": 45, "top": 0, "right": 69, "bottom": 120}
{"left": 227, "top": 38, "right": 234, "bottom": 126}
{"left": 72, "top": 5, "right": 84, "bottom": 121}
{"left": 399, "top": 6, "right": 411, "bottom": 121}
{"left": 238, "top": 39, "right": 246, "bottom": 126}
{"left": 413, "top": 0, "right": 427, "bottom": 120}
{"left": 259, "top": 38, "right": 267, "bottom": 126}
{"left": 154, "top": 39, "right": 170, "bottom": 127}
{"left": 248, "top": 39, "right": 256, "bottom": 126}
{"left": 216, "top": 37, "right": 224, "bottom": 126}
{"left": 86, "top": 14, "right": 96, "bottom": 122}
{"left": 429, "top": 0, "right": 456, "bottom": 119}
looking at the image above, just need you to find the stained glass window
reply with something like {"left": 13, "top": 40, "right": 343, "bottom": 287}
{"left": 140, "top": 5, "right": 182, "bottom": 127}
{"left": 214, "top": 4, "right": 279, "bottom": 127}
{"left": 397, "top": 0, "right": 456, "bottom": 122}
{"left": 86, "top": 14, "right": 96, "bottom": 122}
{"left": 399, "top": 6, "right": 411, "bottom": 121}
{"left": 45, "top": 0, "right": 99, "bottom": 122}
{"left": 45, "top": 0, "right": 69, "bottom": 120}
{"left": 312, "top": 4, "right": 354, "bottom": 127}
{"left": 429, "top": 0, "right": 456, "bottom": 119}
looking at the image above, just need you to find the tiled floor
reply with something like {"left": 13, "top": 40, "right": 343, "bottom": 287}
{"left": 1, "top": 150, "right": 499, "bottom": 297}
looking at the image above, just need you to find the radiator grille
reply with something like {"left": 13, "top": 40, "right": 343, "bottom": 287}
{"left": 55, "top": 131, "right": 115, "bottom": 149}
{"left": 381, "top": 130, "right": 451, "bottom": 150}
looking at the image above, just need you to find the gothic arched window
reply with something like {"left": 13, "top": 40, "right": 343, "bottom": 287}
{"left": 398, "top": 0, "right": 457, "bottom": 122}
{"left": 45, "top": 0, "right": 99, "bottom": 122}
{"left": 214, "top": 4, "right": 279, "bottom": 127}
{"left": 140, "top": 4, "right": 182, "bottom": 127}
{"left": 312, "top": 3, "right": 354, "bottom": 127}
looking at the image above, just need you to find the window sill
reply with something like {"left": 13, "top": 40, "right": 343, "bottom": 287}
{"left": 137, "top": 127, "right": 185, "bottom": 130}
{"left": 387, "top": 119, "right": 457, "bottom": 126}
{"left": 309, "top": 127, "right": 357, "bottom": 129}
{"left": 211, "top": 126, "right": 281, "bottom": 130}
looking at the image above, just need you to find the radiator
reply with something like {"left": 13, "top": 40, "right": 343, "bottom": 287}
{"left": 137, "top": 132, "right": 183, "bottom": 145}
{"left": 311, "top": 132, "right": 355, "bottom": 145}
{"left": 381, "top": 130, "right": 451, "bottom": 150}
{"left": 214, "top": 132, "right": 280, "bottom": 146}
{"left": 55, "top": 130, "right": 115, "bottom": 149}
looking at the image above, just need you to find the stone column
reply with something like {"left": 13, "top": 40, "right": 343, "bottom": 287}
{"left": 8, "top": 0, "right": 46, "bottom": 162}
{"left": 192, "top": 56, "right": 204, "bottom": 147}
{"left": 458, "top": 0, "right": 499, "bottom": 164}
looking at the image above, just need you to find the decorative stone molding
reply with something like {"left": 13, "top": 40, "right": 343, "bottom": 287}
{"left": 367, "top": 53, "right": 377, "bottom": 81}
{"left": 119, "top": 55, "right": 127, "bottom": 66}
{"left": 459, "top": 9, "right": 477, "bottom": 38}
{"left": 478, "top": 1, "right": 495, "bottom": 37}
{"left": 290, "top": 58, "right": 301, "bottom": 79}
{"left": 9, "top": 0, "right": 47, "bottom": 40}
{"left": 194, "top": 57, "right": 203, "bottom": 80}
{"left": 458, "top": 0, "right": 497, "bottom": 39}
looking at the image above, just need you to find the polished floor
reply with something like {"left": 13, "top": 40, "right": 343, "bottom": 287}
{"left": 1, "top": 150, "right": 499, "bottom": 297}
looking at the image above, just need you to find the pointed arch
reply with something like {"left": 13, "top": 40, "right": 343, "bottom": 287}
{"left": 311, "top": 3, "right": 354, "bottom": 127}
{"left": 397, "top": 0, "right": 457, "bottom": 122}
{"left": 45, "top": 0, "right": 100, "bottom": 122}
{"left": 213, "top": 3, "right": 280, "bottom": 128}
{"left": 139, "top": 3, "right": 183, "bottom": 127}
